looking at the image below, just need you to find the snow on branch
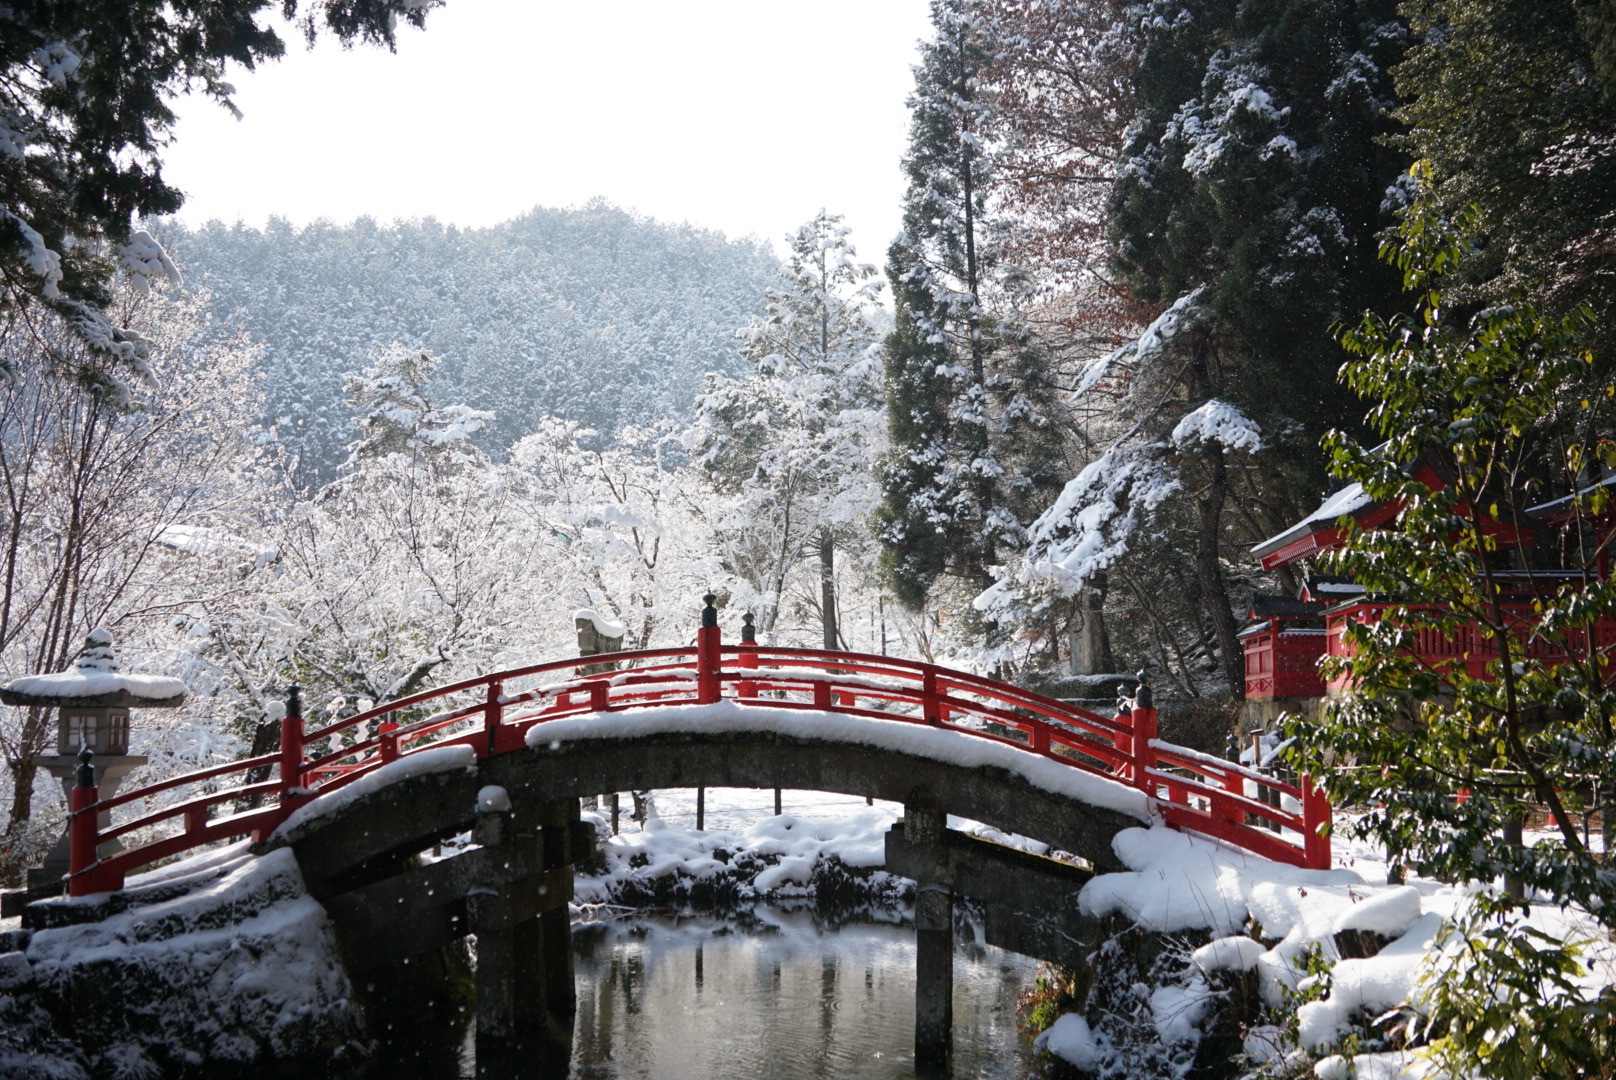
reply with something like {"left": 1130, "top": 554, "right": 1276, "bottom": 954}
{"left": 119, "top": 229, "right": 184, "bottom": 295}
{"left": 1171, "top": 399, "right": 1263, "bottom": 453}
{"left": 977, "top": 443, "right": 1179, "bottom": 616}
{"left": 3, "top": 208, "right": 62, "bottom": 298}
{"left": 1073, "top": 286, "right": 1205, "bottom": 397}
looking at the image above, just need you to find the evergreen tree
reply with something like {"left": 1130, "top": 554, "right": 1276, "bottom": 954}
{"left": 340, "top": 344, "right": 493, "bottom": 473}
{"left": 879, "top": 0, "right": 1068, "bottom": 613}
{"left": 1395, "top": 0, "right": 1616, "bottom": 357}
{"left": 1090, "top": 0, "right": 1410, "bottom": 692}
{"left": 689, "top": 212, "right": 885, "bottom": 640}
{"left": 159, "top": 205, "right": 776, "bottom": 486}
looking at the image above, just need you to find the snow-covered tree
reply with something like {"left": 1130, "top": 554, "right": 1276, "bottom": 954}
{"left": 156, "top": 205, "right": 778, "bottom": 486}
{"left": 1099, "top": 0, "right": 1408, "bottom": 691}
{"left": 688, "top": 211, "right": 886, "bottom": 642}
{"left": 174, "top": 384, "right": 546, "bottom": 753}
{"left": 340, "top": 344, "right": 493, "bottom": 472}
{"left": 979, "top": 0, "right": 1411, "bottom": 693}
{"left": 0, "top": 280, "right": 261, "bottom": 831}
{"left": 0, "top": 1, "right": 436, "bottom": 381}
{"left": 879, "top": 0, "right": 1069, "bottom": 619}
{"left": 512, "top": 420, "right": 734, "bottom": 650}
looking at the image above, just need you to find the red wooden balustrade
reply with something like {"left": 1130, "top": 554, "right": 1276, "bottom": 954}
{"left": 63, "top": 619, "right": 1332, "bottom": 896}
{"left": 1323, "top": 601, "right": 1616, "bottom": 694}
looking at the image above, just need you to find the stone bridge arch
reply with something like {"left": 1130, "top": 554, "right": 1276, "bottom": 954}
{"left": 269, "top": 723, "right": 1145, "bottom": 1071}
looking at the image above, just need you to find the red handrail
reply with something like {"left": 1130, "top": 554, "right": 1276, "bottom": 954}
{"left": 62, "top": 622, "right": 1331, "bottom": 896}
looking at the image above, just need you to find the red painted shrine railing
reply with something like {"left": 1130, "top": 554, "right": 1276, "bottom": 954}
{"left": 64, "top": 610, "right": 1333, "bottom": 896}
{"left": 1323, "top": 601, "right": 1616, "bottom": 694}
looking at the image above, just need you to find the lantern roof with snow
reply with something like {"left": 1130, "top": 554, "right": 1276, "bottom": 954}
{"left": 0, "top": 629, "right": 187, "bottom": 709}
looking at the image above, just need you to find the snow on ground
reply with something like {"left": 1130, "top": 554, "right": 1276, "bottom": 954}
{"left": 1061, "top": 820, "right": 1616, "bottom": 1078}
{"left": 575, "top": 794, "right": 903, "bottom": 904}
{"left": 642, "top": 786, "right": 898, "bottom": 835}
{"left": 577, "top": 783, "right": 1065, "bottom": 906}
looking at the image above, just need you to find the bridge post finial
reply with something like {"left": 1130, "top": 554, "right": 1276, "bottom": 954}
{"left": 701, "top": 593, "right": 718, "bottom": 629}
{"left": 736, "top": 612, "right": 759, "bottom": 698}
{"left": 1133, "top": 670, "right": 1152, "bottom": 711}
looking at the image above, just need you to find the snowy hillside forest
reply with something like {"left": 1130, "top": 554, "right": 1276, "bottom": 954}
{"left": 0, "top": 207, "right": 910, "bottom": 847}
{"left": 155, "top": 203, "right": 780, "bottom": 484}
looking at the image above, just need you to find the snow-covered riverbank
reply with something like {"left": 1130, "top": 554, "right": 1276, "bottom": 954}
{"left": 7, "top": 782, "right": 1613, "bottom": 1080}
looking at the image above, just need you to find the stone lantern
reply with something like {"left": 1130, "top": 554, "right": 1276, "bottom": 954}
{"left": 2, "top": 629, "right": 186, "bottom": 895}
{"left": 574, "top": 608, "right": 627, "bottom": 676}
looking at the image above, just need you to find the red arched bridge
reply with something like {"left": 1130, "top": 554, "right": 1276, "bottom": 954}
{"left": 65, "top": 606, "right": 1331, "bottom": 897}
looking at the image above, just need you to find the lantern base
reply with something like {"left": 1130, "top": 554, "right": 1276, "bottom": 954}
{"left": 28, "top": 754, "right": 148, "bottom": 889}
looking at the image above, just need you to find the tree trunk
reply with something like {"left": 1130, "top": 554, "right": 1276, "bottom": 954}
{"left": 6, "top": 756, "right": 38, "bottom": 830}
{"left": 1503, "top": 812, "right": 1526, "bottom": 899}
{"left": 1196, "top": 443, "right": 1246, "bottom": 698}
{"left": 1069, "top": 571, "right": 1115, "bottom": 675}
{"left": 819, "top": 529, "right": 838, "bottom": 651}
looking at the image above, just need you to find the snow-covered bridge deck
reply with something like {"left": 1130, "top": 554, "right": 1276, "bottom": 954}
{"left": 62, "top": 595, "right": 1331, "bottom": 900}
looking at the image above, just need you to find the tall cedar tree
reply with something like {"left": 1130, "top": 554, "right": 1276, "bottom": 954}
{"left": 1105, "top": 0, "right": 1410, "bottom": 692}
{"left": 0, "top": 1, "right": 436, "bottom": 387}
{"left": 880, "top": 0, "right": 1067, "bottom": 612}
{"left": 1395, "top": 0, "right": 1616, "bottom": 360}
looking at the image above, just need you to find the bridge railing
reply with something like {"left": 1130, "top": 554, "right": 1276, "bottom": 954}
{"left": 62, "top": 602, "right": 1332, "bottom": 896}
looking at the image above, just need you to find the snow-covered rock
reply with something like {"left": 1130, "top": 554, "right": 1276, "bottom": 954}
{"left": 20, "top": 846, "right": 363, "bottom": 1071}
{"left": 576, "top": 800, "right": 910, "bottom": 908}
{"left": 1191, "top": 934, "right": 1266, "bottom": 973}
{"left": 1035, "top": 1013, "right": 1105, "bottom": 1070}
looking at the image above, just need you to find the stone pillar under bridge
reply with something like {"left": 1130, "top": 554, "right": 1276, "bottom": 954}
{"left": 279, "top": 773, "right": 589, "bottom": 1080}
{"left": 887, "top": 791, "right": 1103, "bottom": 1070}
{"left": 905, "top": 799, "right": 953, "bottom": 1071}
{"left": 470, "top": 797, "right": 579, "bottom": 1075}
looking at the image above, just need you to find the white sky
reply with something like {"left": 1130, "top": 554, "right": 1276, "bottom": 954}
{"left": 164, "top": 1, "right": 934, "bottom": 258}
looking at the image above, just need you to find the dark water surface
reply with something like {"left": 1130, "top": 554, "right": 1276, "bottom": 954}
{"left": 459, "top": 908, "right": 1044, "bottom": 1079}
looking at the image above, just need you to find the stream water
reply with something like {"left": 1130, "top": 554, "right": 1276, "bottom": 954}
{"left": 441, "top": 906, "right": 1045, "bottom": 1079}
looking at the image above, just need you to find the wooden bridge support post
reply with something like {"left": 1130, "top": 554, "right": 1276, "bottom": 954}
{"left": 914, "top": 883, "right": 954, "bottom": 1070}
{"left": 472, "top": 798, "right": 577, "bottom": 1076}
{"left": 905, "top": 800, "right": 953, "bottom": 1069}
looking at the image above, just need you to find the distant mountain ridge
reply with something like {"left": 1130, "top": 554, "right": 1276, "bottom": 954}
{"left": 157, "top": 200, "right": 778, "bottom": 484}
